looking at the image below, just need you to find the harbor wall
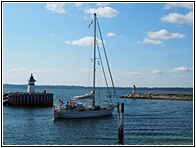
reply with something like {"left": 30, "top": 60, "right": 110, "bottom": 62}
{"left": 3, "top": 92, "right": 53, "bottom": 107}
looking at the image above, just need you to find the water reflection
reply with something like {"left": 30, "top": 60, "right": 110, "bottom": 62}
{"left": 53, "top": 115, "right": 118, "bottom": 145}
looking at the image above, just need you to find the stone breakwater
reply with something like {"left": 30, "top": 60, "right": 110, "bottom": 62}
{"left": 3, "top": 92, "right": 53, "bottom": 106}
{"left": 119, "top": 93, "right": 193, "bottom": 101}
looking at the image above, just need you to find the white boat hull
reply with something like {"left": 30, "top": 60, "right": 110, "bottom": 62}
{"left": 54, "top": 106, "right": 115, "bottom": 119}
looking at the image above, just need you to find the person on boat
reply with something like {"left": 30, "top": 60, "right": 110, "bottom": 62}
{"left": 66, "top": 101, "right": 69, "bottom": 109}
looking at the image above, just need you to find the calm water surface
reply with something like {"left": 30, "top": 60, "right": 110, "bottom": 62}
{"left": 3, "top": 85, "right": 193, "bottom": 145}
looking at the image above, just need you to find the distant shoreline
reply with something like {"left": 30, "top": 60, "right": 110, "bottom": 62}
{"left": 3, "top": 84, "right": 193, "bottom": 89}
{"left": 119, "top": 93, "right": 193, "bottom": 101}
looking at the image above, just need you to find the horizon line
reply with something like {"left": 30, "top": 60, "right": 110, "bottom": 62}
{"left": 3, "top": 83, "right": 193, "bottom": 88}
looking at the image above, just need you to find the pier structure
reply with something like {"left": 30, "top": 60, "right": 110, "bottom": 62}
{"left": 3, "top": 74, "right": 53, "bottom": 107}
{"left": 3, "top": 92, "right": 53, "bottom": 106}
{"left": 132, "top": 84, "right": 136, "bottom": 94}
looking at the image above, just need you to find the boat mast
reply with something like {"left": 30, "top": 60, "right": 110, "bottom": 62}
{"left": 92, "top": 13, "right": 96, "bottom": 107}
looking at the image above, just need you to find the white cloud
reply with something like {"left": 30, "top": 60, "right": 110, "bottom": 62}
{"left": 161, "top": 11, "right": 193, "bottom": 24}
{"left": 142, "top": 68, "right": 152, "bottom": 71}
{"left": 96, "top": 3, "right": 110, "bottom": 6}
{"left": 138, "top": 29, "right": 185, "bottom": 45}
{"left": 107, "top": 32, "right": 115, "bottom": 37}
{"left": 7, "top": 67, "right": 61, "bottom": 75}
{"left": 164, "top": 3, "right": 193, "bottom": 10}
{"left": 65, "top": 36, "right": 103, "bottom": 46}
{"left": 138, "top": 38, "right": 164, "bottom": 45}
{"left": 84, "top": 6, "right": 119, "bottom": 18}
{"left": 142, "top": 68, "right": 163, "bottom": 74}
{"left": 8, "top": 67, "right": 27, "bottom": 74}
{"left": 80, "top": 67, "right": 93, "bottom": 73}
{"left": 75, "top": 3, "right": 83, "bottom": 7}
{"left": 168, "top": 66, "right": 192, "bottom": 73}
{"left": 151, "top": 70, "right": 163, "bottom": 74}
{"left": 44, "top": 3, "right": 65, "bottom": 13}
{"left": 147, "top": 29, "right": 185, "bottom": 40}
{"left": 122, "top": 72, "right": 140, "bottom": 76}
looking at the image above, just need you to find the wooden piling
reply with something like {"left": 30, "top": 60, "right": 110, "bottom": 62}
{"left": 118, "top": 103, "right": 124, "bottom": 144}
{"left": 20, "top": 95, "right": 22, "bottom": 105}
{"left": 18, "top": 95, "right": 20, "bottom": 105}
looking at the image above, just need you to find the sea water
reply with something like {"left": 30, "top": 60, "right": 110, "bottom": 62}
{"left": 3, "top": 85, "right": 193, "bottom": 145}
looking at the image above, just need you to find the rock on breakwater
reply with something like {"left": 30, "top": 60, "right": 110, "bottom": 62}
{"left": 119, "top": 93, "right": 193, "bottom": 101}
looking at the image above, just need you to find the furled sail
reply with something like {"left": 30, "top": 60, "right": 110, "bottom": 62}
{"left": 71, "top": 91, "right": 94, "bottom": 100}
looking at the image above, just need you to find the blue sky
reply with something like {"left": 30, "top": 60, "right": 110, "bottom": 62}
{"left": 3, "top": 2, "right": 193, "bottom": 87}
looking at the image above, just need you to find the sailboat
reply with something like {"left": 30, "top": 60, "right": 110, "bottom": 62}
{"left": 54, "top": 13, "right": 118, "bottom": 119}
